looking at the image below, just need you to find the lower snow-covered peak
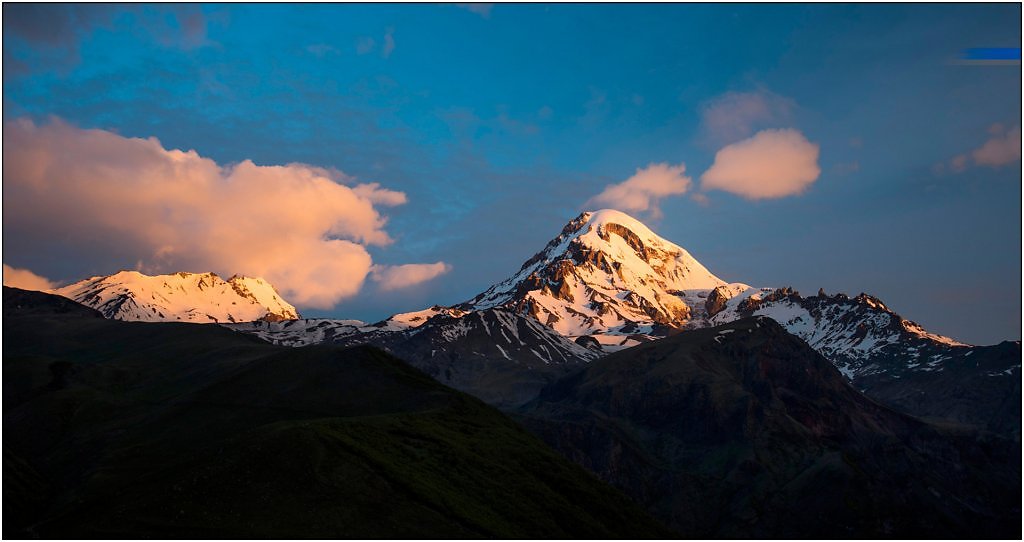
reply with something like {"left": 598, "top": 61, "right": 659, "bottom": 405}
{"left": 367, "top": 305, "right": 469, "bottom": 332}
{"left": 52, "top": 270, "right": 299, "bottom": 323}
{"left": 462, "top": 209, "right": 730, "bottom": 338}
{"left": 706, "top": 285, "right": 969, "bottom": 378}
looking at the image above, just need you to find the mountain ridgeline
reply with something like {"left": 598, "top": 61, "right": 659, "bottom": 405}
{"left": 223, "top": 210, "right": 1019, "bottom": 435}
{"left": 19, "top": 208, "right": 1021, "bottom": 538}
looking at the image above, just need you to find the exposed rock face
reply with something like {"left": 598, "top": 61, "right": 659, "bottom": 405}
{"left": 574, "top": 335, "right": 603, "bottom": 351}
{"left": 704, "top": 285, "right": 731, "bottom": 317}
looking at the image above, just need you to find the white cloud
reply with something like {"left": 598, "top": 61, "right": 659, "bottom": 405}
{"left": 700, "top": 129, "right": 821, "bottom": 199}
{"left": 3, "top": 117, "right": 446, "bottom": 309}
{"left": 3, "top": 264, "right": 57, "bottom": 291}
{"left": 700, "top": 89, "right": 796, "bottom": 145}
{"left": 371, "top": 262, "right": 452, "bottom": 291}
{"left": 456, "top": 3, "right": 494, "bottom": 18}
{"left": 972, "top": 124, "right": 1021, "bottom": 167}
{"left": 586, "top": 163, "right": 691, "bottom": 219}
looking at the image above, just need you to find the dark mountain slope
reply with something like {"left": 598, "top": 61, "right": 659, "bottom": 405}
{"left": 856, "top": 339, "right": 1022, "bottom": 439}
{"left": 518, "top": 316, "right": 1021, "bottom": 538}
{"left": 384, "top": 308, "right": 598, "bottom": 408}
{"left": 3, "top": 287, "right": 670, "bottom": 538}
{"left": 708, "top": 287, "right": 1022, "bottom": 438}
{"left": 228, "top": 307, "right": 599, "bottom": 409}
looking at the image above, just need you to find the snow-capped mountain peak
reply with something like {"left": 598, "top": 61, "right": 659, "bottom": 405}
{"left": 52, "top": 270, "right": 299, "bottom": 323}
{"left": 462, "top": 209, "right": 744, "bottom": 348}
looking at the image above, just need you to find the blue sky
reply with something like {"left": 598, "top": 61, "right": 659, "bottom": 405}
{"left": 3, "top": 3, "right": 1021, "bottom": 343}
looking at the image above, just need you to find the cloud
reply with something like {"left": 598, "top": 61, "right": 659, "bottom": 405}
{"left": 700, "top": 129, "right": 821, "bottom": 199}
{"left": 3, "top": 4, "right": 117, "bottom": 48}
{"left": 832, "top": 161, "right": 861, "bottom": 175}
{"left": 456, "top": 3, "right": 494, "bottom": 18}
{"left": 3, "top": 264, "right": 57, "bottom": 291}
{"left": 2, "top": 117, "right": 448, "bottom": 309}
{"left": 356, "top": 36, "right": 376, "bottom": 55}
{"left": 496, "top": 106, "right": 539, "bottom": 135}
{"left": 586, "top": 163, "right": 692, "bottom": 219}
{"left": 146, "top": 5, "right": 209, "bottom": 50}
{"left": 578, "top": 87, "right": 609, "bottom": 128}
{"left": 3, "top": 4, "right": 210, "bottom": 76}
{"left": 356, "top": 28, "right": 394, "bottom": 58}
{"left": 936, "top": 123, "right": 1022, "bottom": 174}
{"left": 699, "top": 89, "right": 796, "bottom": 145}
{"left": 352, "top": 182, "right": 408, "bottom": 206}
{"left": 2, "top": 4, "right": 118, "bottom": 74}
{"left": 382, "top": 27, "right": 395, "bottom": 58}
{"left": 972, "top": 124, "right": 1021, "bottom": 167}
{"left": 306, "top": 43, "right": 340, "bottom": 58}
{"left": 950, "top": 154, "right": 969, "bottom": 172}
{"left": 371, "top": 262, "right": 452, "bottom": 291}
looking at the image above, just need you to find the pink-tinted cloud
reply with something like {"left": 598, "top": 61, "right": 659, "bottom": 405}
{"left": 2, "top": 117, "right": 445, "bottom": 309}
{"left": 371, "top": 262, "right": 452, "bottom": 291}
{"left": 700, "top": 89, "right": 796, "bottom": 145}
{"left": 972, "top": 124, "right": 1021, "bottom": 167}
{"left": 585, "top": 163, "right": 692, "bottom": 219}
{"left": 936, "top": 123, "right": 1021, "bottom": 175}
{"left": 2, "top": 264, "right": 57, "bottom": 291}
{"left": 352, "top": 182, "right": 408, "bottom": 206}
{"left": 700, "top": 129, "right": 821, "bottom": 199}
{"left": 833, "top": 161, "right": 861, "bottom": 175}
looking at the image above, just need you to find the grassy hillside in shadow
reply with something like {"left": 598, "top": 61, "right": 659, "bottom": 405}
{"left": 3, "top": 287, "right": 671, "bottom": 538}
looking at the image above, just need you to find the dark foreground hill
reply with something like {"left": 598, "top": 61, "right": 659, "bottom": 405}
{"left": 2, "top": 287, "right": 671, "bottom": 538}
{"left": 518, "top": 317, "right": 1022, "bottom": 538}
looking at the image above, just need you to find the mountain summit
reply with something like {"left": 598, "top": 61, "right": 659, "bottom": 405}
{"left": 462, "top": 209, "right": 747, "bottom": 349}
{"left": 52, "top": 270, "right": 299, "bottom": 323}
{"left": 49, "top": 211, "right": 1018, "bottom": 434}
